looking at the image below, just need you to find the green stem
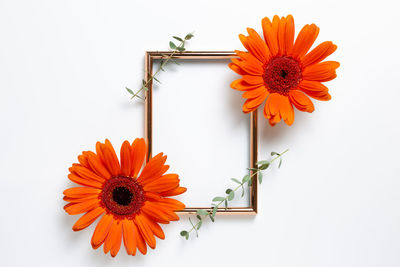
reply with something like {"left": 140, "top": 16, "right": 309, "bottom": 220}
{"left": 130, "top": 39, "right": 186, "bottom": 100}
{"left": 187, "top": 171, "right": 259, "bottom": 234}
{"left": 271, "top": 149, "right": 289, "bottom": 163}
{"left": 184, "top": 149, "right": 288, "bottom": 236}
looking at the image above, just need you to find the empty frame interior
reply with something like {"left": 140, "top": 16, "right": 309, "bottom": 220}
{"left": 144, "top": 51, "right": 258, "bottom": 214}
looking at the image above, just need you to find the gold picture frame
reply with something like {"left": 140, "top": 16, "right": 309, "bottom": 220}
{"left": 144, "top": 51, "right": 258, "bottom": 215}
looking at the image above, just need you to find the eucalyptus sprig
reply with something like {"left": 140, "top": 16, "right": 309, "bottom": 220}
{"left": 180, "top": 149, "right": 289, "bottom": 240}
{"left": 125, "top": 32, "right": 194, "bottom": 100}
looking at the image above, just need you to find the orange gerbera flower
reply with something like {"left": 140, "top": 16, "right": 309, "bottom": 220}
{"left": 229, "top": 15, "right": 339, "bottom": 126}
{"left": 63, "top": 138, "right": 186, "bottom": 257}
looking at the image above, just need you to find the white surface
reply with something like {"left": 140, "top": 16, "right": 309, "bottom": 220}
{"left": 153, "top": 59, "right": 250, "bottom": 207}
{"left": 0, "top": 0, "right": 400, "bottom": 266}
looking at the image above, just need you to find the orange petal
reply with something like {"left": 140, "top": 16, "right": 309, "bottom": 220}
{"left": 242, "top": 91, "right": 269, "bottom": 113}
{"left": 228, "top": 62, "right": 247, "bottom": 75}
{"left": 84, "top": 151, "right": 111, "bottom": 180}
{"left": 63, "top": 194, "right": 99, "bottom": 203}
{"left": 245, "top": 28, "right": 271, "bottom": 62}
{"left": 145, "top": 192, "right": 162, "bottom": 201}
{"left": 120, "top": 141, "right": 132, "bottom": 177}
{"left": 302, "top": 61, "right": 340, "bottom": 82}
{"left": 154, "top": 198, "right": 185, "bottom": 211}
{"left": 91, "top": 213, "right": 113, "bottom": 249}
{"left": 141, "top": 204, "right": 171, "bottom": 223}
{"left": 110, "top": 221, "right": 123, "bottom": 257}
{"left": 279, "top": 95, "right": 294, "bottom": 126}
{"left": 142, "top": 201, "right": 179, "bottom": 221}
{"left": 235, "top": 50, "right": 264, "bottom": 68}
{"left": 63, "top": 187, "right": 101, "bottom": 198}
{"left": 143, "top": 174, "right": 180, "bottom": 192}
{"left": 64, "top": 198, "right": 100, "bottom": 215}
{"left": 289, "top": 90, "right": 315, "bottom": 112}
{"left": 265, "top": 93, "right": 280, "bottom": 117}
{"left": 77, "top": 153, "right": 91, "bottom": 169}
{"left": 285, "top": 15, "right": 295, "bottom": 54}
{"left": 277, "top": 16, "right": 287, "bottom": 54}
{"left": 122, "top": 219, "right": 137, "bottom": 256}
{"left": 298, "top": 80, "right": 332, "bottom": 101}
{"left": 264, "top": 95, "right": 283, "bottom": 126}
{"left": 72, "top": 206, "right": 104, "bottom": 231}
{"left": 141, "top": 214, "right": 165, "bottom": 240}
{"left": 104, "top": 219, "right": 122, "bottom": 255}
{"left": 135, "top": 215, "right": 156, "bottom": 249}
{"left": 101, "top": 139, "right": 120, "bottom": 177}
{"left": 159, "top": 186, "right": 187, "bottom": 197}
{"left": 242, "top": 75, "right": 265, "bottom": 85}
{"left": 130, "top": 138, "right": 147, "bottom": 178}
{"left": 137, "top": 153, "right": 167, "bottom": 184}
{"left": 242, "top": 86, "right": 267, "bottom": 99}
{"left": 291, "top": 24, "right": 319, "bottom": 59}
{"left": 96, "top": 141, "right": 106, "bottom": 165}
{"left": 278, "top": 95, "right": 295, "bottom": 126}
{"left": 140, "top": 165, "right": 171, "bottom": 186}
{"left": 231, "top": 79, "right": 262, "bottom": 91}
{"left": 68, "top": 173, "right": 103, "bottom": 189}
{"left": 269, "top": 113, "right": 282, "bottom": 126}
{"left": 231, "top": 57, "right": 263, "bottom": 76}
{"left": 70, "top": 165, "right": 105, "bottom": 184}
{"left": 302, "top": 41, "right": 337, "bottom": 67}
{"left": 262, "top": 15, "right": 280, "bottom": 56}
{"left": 133, "top": 222, "right": 147, "bottom": 255}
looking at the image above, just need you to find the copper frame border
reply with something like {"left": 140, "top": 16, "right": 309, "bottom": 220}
{"left": 144, "top": 51, "right": 258, "bottom": 215}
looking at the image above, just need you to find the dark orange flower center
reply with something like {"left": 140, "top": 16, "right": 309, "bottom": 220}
{"left": 263, "top": 56, "right": 302, "bottom": 95}
{"left": 101, "top": 176, "right": 145, "bottom": 218}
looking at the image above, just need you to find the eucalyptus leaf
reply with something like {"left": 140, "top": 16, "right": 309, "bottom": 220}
{"left": 225, "top": 188, "right": 232, "bottom": 194}
{"left": 231, "top": 178, "right": 241, "bottom": 184}
{"left": 212, "top": 206, "right": 218, "bottom": 217}
{"left": 209, "top": 214, "right": 215, "bottom": 222}
{"left": 176, "top": 47, "right": 186, "bottom": 52}
{"left": 271, "top": 151, "right": 280, "bottom": 156}
{"left": 196, "top": 209, "right": 209, "bottom": 216}
{"left": 153, "top": 76, "right": 161, "bottom": 83}
{"left": 169, "top": 41, "right": 177, "bottom": 49}
{"left": 125, "top": 87, "right": 134, "bottom": 95}
{"left": 259, "top": 162, "right": 270, "bottom": 170}
{"left": 256, "top": 160, "right": 269, "bottom": 165}
{"left": 279, "top": 158, "right": 282, "bottom": 168}
{"left": 180, "top": 231, "right": 188, "bottom": 237}
{"left": 173, "top": 36, "right": 183, "bottom": 42}
{"left": 242, "top": 174, "right": 250, "bottom": 183}
{"left": 228, "top": 191, "right": 235, "bottom": 201}
{"left": 185, "top": 33, "right": 194, "bottom": 40}
{"left": 212, "top": 196, "right": 225, "bottom": 202}
{"left": 197, "top": 220, "right": 202, "bottom": 230}
{"left": 258, "top": 171, "right": 263, "bottom": 184}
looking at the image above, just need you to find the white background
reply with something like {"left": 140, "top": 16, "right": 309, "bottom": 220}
{"left": 1, "top": 0, "right": 400, "bottom": 266}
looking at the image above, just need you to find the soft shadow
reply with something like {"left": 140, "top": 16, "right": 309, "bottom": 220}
{"left": 259, "top": 105, "right": 313, "bottom": 146}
